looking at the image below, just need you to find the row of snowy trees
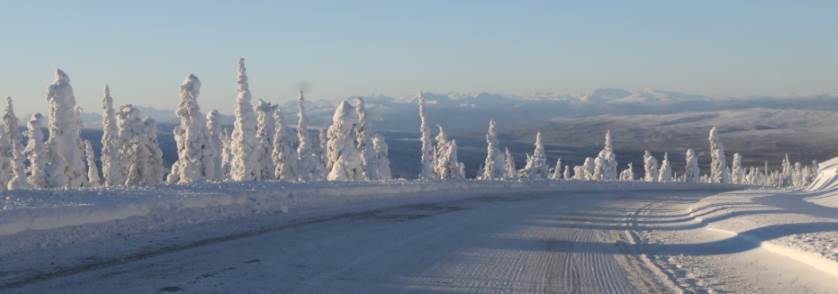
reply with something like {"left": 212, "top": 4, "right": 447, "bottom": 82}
{"left": 0, "top": 64, "right": 819, "bottom": 190}
{"left": 0, "top": 59, "right": 392, "bottom": 190}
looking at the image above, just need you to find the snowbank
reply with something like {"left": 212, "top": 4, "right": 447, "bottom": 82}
{"left": 807, "top": 156, "right": 838, "bottom": 208}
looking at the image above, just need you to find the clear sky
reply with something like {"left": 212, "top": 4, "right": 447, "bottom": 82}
{"left": 1, "top": 1, "right": 837, "bottom": 115}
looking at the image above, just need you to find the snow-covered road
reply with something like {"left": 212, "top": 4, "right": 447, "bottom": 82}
{"left": 7, "top": 189, "right": 838, "bottom": 293}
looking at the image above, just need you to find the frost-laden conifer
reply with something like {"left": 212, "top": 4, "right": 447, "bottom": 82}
{"left": 44, "top": 70, "right": 86, "bottom": 188}
{"left": 230, "top": 58, "right": 260, "bottom": 181}
{"left": 100, "top": 85, "right": 124, "bottom": 187}
{"left": 167, "top": 74, "right": 212, "bottom": 184}
{"left": 503, "top": 148, "right": 517, "bottom": 179}
{"left": 272, "top": 109, "right": 296, "bottom": 180}
{"left": 479, "top": 120, "right": 504, "bottom": 180}
{"left": 563, "top": 165, "right": 571, "bottom": 180}
{"left": 643, "top": 150, "right": 659, "bottom": 182}
{"left": 296, "top": 91, "right": 321, "bottom": 181}
{"left": 619, "top": 163, "right": 634, "bottom": 181}
{"left": 5, "top": 97, "right": 30, "bottom": 190}
{"left": 220, "top": 128, "right": 232, "bottom": 176}
{"left": 255, "top": 100, "right": 278, "bottom": 180}
{"left": 83, "top": 140, "right": 101, "bottom": 187}
{"left": 708, "top": 127, "right": 731, "bottom": 184}
{"left": 434, "top": 126, "right": 464, "bottom": 180}
{"left": 658, "top": 153, "right": 673, "bottom": 182}
{"left": 594, "top": 130, "right": 618, "bottom": 181}
{"left": 780, "top": 154, "right": 792, "bottom": 186}
{"left": 549, "top": 158, "right": 562, "bottom": 180}
{"left": 25, "top": 114, "right": 47, "bottom": 188}
{"left": 0, "top": 97, "right": 21, "bottom": 190}
{"left": 205, "top": 110, "right": 225, "bottom": 181}
{"left": 119, "top": 105, "right": 165, "bottom": 186}
{"left": 326, "top": 101, "right": 363, "bottom": 181}
{"left": 355, "top": 97, "right": 375, "bottom": 180}
{"left": 372, "top": 134, "right": 392, "bottom": 180}
{"left": 731, "top": 153, "right": 744, "bottom": 184}
{"left": 572, "top": 165, "right": 586, "bottom": 180}
{"left": 684, "top": 148, "right": 700, "bottom": 183}
{"left": 582, "top": 157, "right": 596, "bottom": 180}
{"left": 317, "top": 128, "right": 328, "bottom": 178}
{"left": 417, "top": 91, "right": 436, "bottom": 180}
{"left": 520, "top": 132, "right": 548, "bottom": 179}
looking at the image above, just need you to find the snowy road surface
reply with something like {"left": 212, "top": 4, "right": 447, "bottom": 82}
{"left": 8, "top": 189, "right": 838, "bottom": 293}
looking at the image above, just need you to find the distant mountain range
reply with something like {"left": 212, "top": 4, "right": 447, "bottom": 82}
{"left": 79, "top": 88, "right": 838, "bottom": 135}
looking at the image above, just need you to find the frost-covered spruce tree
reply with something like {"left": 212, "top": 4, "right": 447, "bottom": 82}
{"left": 372, "top": 135, "right": 392, "bottom": 180}
{"left": 418, "top": 91, "right": 436, "bottom": 180}
{"left": 549, "top": 158, "right": 562, "bottom": 180}
{"left": 520, "top": 132, "right": 549, "bottom": 179}
{"left": 25, "top": 114, "right": 47, "bottom": 188}
{"left": 433, "top": 125, "right": 450, "bottom": 178}
{"left": 230, "top": 58, "right": 260, "bottom": 181}
{"left": 317, "top": 128, "right": 328, "bottom": 178}
{"left": 438, "top": 139, "right": 465, "bottom": 180}
{"left": 563, "top": 165, "right": 570, "bottom": 180}
{"left": 255, "top": 100, "right": 278, "bottom": 180}
{"left": 595, "top": 130, "right": 618, "bottom": 181}
{"left": 355, "top": 97, "right": 376, "bottom": 180}
{"left": 326, "top": 101, "right": 363, "bottom": 181}
{"left": 582, "top": 157, "right": 596, "bottom": 180}
{"left": 572, "top": 165, "right": 586, "bottom": 180}
{"left": 643, "top": 150, "right": 659, "bottom": 182}
{"left": 44, "top": 70, "right": 86, "bottom": 188}
{"left": 100, "top": 86, "right": 124, "bottom": 187}
{"left": 119, "top": 105, "right": 165, "bottom": 186}
{"left": 503, "top": 147, "right": 517, "bottom": 179}
{"left": 708, "top": 127, "right": 731, "bottom": 184}
{"left": 220, "top": 129, "right": 232, "bottom": 176}
{"left": 658, "top": 153, "right": 673, "bottom": 182}
{"left": 272, "top": 109, "right": 296, "bottom": 181}
{"left": 6, "top": 141, "right": 29, "bottom": 190}
{"left": 479, "top": 120, "right": 504, "bottom": 180}
{"left": 781, "top": 154, "right": 792, "bottom": 186}
{"left": 205, "top": 110, "right": 225, "bottom": 181}
{"left": 619, "top": 163, "right": 634, "bottom": 181}
{"left": 0, "top": 97, "right": 22, "bottom": 190}
{"left": 684, "top": 148, "right": 700, "bottom": 183}
{"left": 296, "top": 91, "right": 320, "bottom": 181}
{"left": 731, "top": 153, "right": 744, "bottom": 184}
{"left": 83, "top": 140, "right": 101, "bottom": 187}
{"left": 167, "top": 74, "right": 212, "bottom": 184}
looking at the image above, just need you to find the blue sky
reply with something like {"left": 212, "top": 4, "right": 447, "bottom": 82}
{"left": 1, "top": 1, "right": 837, "bottom": 115}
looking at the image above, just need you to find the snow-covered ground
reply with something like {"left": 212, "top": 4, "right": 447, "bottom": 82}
{"left": 2, "top": 181, "right": 837, "bottom": 293}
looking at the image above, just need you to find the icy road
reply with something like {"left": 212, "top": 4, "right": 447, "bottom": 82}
{"left": 8, "top": 189, "right": 838, "bottom": 293}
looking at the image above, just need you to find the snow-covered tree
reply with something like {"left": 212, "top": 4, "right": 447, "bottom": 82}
{"left": 781, "top": 154, "right": 792, "bottom": 186}
{"left": 167, "top": 74, "right": 212, "bottom": 184}
{"left": 563, "top": 165, "right": 570, "bottom": 180}
{"left": 684, "top": 148, "right": 700, "bottom": 183}
{"left": 272, "top": 109, "right": 296, "bottom": 181}
{"left": 434, "top": 126, "right": 451, "bottom": 179}
{"left": 731, "top": 153, "right": 744, "bottom": 184}
{"left": 658, "top": 153, "right": 673, "bottom": 182}
{"left": 582, "top": 157, "right": 596, "bottom": 180}
{"left": 25, "top": 114, "right": 47, "bottom": 188}
{"left": 83, "top": 140, "right": 101, "bottom": 187}
{"left": 594, "top": 130, "right": 618, "bottom": 181}
{"left": 418, "top": 91, "right": 436, "bottom": 180}
{"left": 0, "top": 97, "right": 22, "bottom": 190}
{"left": 503, "top": 148, "right": 517, "bottom": 180}
{"left": 619, "top": 163, "right": 634, "bottom": 181}
{"left": 372, "top": 134, "right": 392, "bottom": 180}
{"left": 255, "top": 99, "right": 278, "bottom": 180}
{"left": 100, "top": 85, "right": 124, "bottom": 187}
{"left": 572, "top": 165, "right": 586, "bottom": 180}
{"left": 296, "top": 91, "right": 321, "bottom": 182}
{"left": 230, "top": 58, "right": 260, "bottom": 181}
{"left": 550, "top": 158, "right": 562, "bottom": 180}
{"left": 44, "top": 70, "right": 86, "bottom": 188}
{"left": 355, "top": 97, "right": 375, "bottom": 181}
{"left": 220, "top": 129, "right": 232, "bottom": 176}
{"left": 119, "top": 105, "right": 165, "bottom": 186}
{"left": 5, "top": 98, "right": 29, "bottom": 190}
{"left": 520, "top": 132, "right": 549, "bottom": 179}
{"left": 326, "top": 101, "right": 363, "bottom": 181}
{"left": 437, "top": 139, "right": 465, "bottom": 180}
{"left": 205, "top": 110, "right": 225, "bottom": 181}
{"left": 479, "top": 120, "right": 504, "bottom": 180}
{"left": 316, "top": 128, "right": 328, "bottom": 179}
{"left": 643, "top": 150, "right": 659, "bottom": 182}
{"left": 708, "top": 127, "right": 731, "bottom": 184}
